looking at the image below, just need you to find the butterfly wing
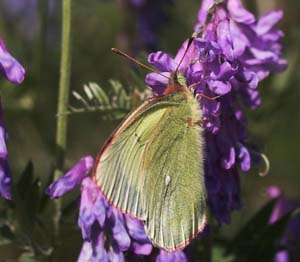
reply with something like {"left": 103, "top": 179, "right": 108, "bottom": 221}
{"left": 94, "top": 97, "right": 180, "bottom": 219}
{"left": 142, "top": 92, "right": 206, "bottom": 251}
{"left": 94, "top": 91, "right": 206, "bottom": 250}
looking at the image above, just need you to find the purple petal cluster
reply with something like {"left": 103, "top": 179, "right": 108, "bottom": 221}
{"left": 267, "top": 186, "right": 300, "bottom": 262}
{"left": 145, "top": 0, "right": 287, "bottom": 224}
{"left": 78, "top": 177, "right": 154, "bottom": 261}
{"left": 47, "top": 157, "right": 187, "bottom": 261}
{"left": 0, "top": 37, "right": 25, "bottom": 200}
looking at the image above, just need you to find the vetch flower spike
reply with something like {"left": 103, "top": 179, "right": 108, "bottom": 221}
{"left": 47, "top": 158, "right": 157, "bottom": 260}
{"left": 145, "top": 0, "right": 287, "bottom": 224}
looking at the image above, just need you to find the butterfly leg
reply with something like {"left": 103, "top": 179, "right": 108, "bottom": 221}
{"left": 195, "top": 92, "right": 220, "bottom": 101}
{"left": 188, "top": 82, "right": 220, "bottom": 101}
{"left": 187, "top": 118, "right": 204, "bottom": 127}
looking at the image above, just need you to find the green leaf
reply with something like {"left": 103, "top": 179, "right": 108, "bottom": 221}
{"left": 66, "top": 81, "right": 134, "bottom": 118}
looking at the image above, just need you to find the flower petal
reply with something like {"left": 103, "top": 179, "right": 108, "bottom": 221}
{"left": 0, "top": 102, "right": 8, "bottom": 160}
{"left": 267, "top": 186, "right": 281, "bottom": 199}
{"left": 0, "top": 159, "right": 12, "bottom": 200}
{"left": 0, "top": 126, "right": 7, "bottom": 160}
{"left": 78, "top": 177, "right": 100, "bottom": 240}
{"left": 145, "top": 72, "right": 169, "bottom": 95}
{"left": 94, "top": 194, "right": 107, "bottom": 227}
{"left": 227, "top": 0, "right": 255, "bottom": 24}
{"left": 78, "top": 231, "right": 109, "bottom": 262}
{"left": 196, "top": 0, "right": 215, "bottom": 26}
{"left": 108, "top": 209, "right": 131, "bottom": 251}
{"left": 132, "top": 241, "right": 153, "bottom": 255}
{"left": 108, "top": 242, "right": 125, "bottom": 262}
{"left": 238, "top": 145, "right": 251, "bottom": 172}
{"left": 187, "top": 62, "right": 204, "bottom": 82}
{"left": 156, "top": 250, "right": 187, "bottom": 262}
{"left": 125, "top": 216, "right": 149, "bottom": 242}
{"left": 217, "top": 19, "right": 235, "bottom": 61}
{"left": 256, "top": 10, "right": 283, "bottom": 35}
{"left": 174, "top": 40, "right": 197, "bottom": 72}
{"left": 148, "top": 51, "right": 176, "bottom": 72}
{"left": 0, "top": 38, "right": 25, "bottom": 84}
{"left": 208, "top": 80, "right": 232, "bottom": 95}
{"left": 47, "top": 156, "right": 94, "bottom": 199}
{"left": 230, "top": 21, "right": 248, "bottom": 56}
{"left": 210, "top": 61, "right": 237, "bottom": 81}
{"left": 194, "top": 38, "right": 221, "bottom": 63}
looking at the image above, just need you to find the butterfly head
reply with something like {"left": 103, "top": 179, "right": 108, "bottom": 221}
{"left": 163, "top": 71, "right": 189, "bottom": 95}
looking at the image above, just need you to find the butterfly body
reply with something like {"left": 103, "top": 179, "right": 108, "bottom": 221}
{"left": 94, "top": 77, "right": 207, "bottom": 251}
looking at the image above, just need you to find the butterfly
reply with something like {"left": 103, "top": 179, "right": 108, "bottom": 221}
{"left": 93, "top": 42, "right": 207, "bottom": 252}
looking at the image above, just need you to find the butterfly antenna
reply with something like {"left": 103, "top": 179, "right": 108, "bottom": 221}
{"left": 174, "top": 37, "right": 195, "bottom": 77}
{"left": 111, "top": 48, "right": 169, "bottom": 80}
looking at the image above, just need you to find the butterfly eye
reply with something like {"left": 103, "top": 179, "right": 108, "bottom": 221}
{"left": 176, "top": 73, "right": 187, "bottom": 87}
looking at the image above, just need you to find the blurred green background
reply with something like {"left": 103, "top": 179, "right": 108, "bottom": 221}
{"left": 0, "top": 0, "right": 299, "bottom": 260}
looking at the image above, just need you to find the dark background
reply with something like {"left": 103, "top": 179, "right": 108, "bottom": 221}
{"left": 0, "top": 0, "right": 299, "bottom": 260}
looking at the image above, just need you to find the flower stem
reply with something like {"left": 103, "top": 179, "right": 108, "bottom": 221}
{"left": 54, "top": 0, "right": 73, "bottom": 231}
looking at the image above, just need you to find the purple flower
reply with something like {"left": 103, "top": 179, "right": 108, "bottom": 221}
{"left": 47, "top": 157, "right": 195, "bottom": 260}
{"left": 195, "top": 0, "right": 287, "bottom": 81}
{"left": 267, "top": 186, "right": 300, "bottom": 262}
{"left": 0, "top": 38, "right": 25, "bottom": 84}
{"left": 145, "top": 0, "right": 287, "bottom": 224}
{"left": 77, "top": 177, "right": 129, "bottom": 261}
{"left": 77, "top": 177, "right": 156, "bottom": 260}
{"left": 79, "top": 178, "right": 129, "bottom": 247}
{"left": 47, "top": 156, "right": 94, "bottom": 199}
{"left": 0, "top": 38, "right": 25, "bottom": 200}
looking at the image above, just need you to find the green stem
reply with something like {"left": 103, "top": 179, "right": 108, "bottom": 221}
{"left": 54, "top": 0, "right": 73, "bottom": 230}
